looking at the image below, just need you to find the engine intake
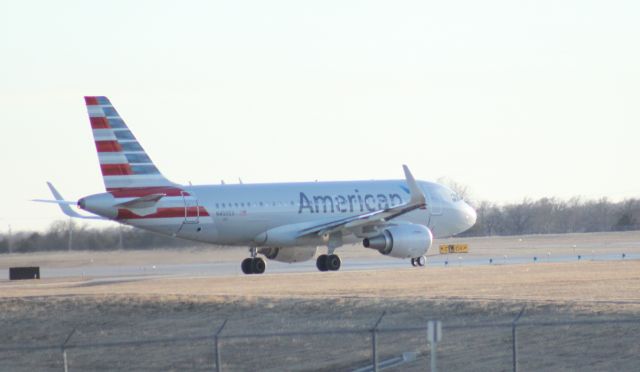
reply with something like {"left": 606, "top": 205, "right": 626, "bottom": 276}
{"left": 363, "top": 224, "right": 433, "bottom": 259}
{"left": 363, "top": 231, "right": 394, "bottom": 255}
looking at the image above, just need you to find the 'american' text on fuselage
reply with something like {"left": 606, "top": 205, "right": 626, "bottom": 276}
{"left": 298, "top": 190, "right": 403, "bottom": 214}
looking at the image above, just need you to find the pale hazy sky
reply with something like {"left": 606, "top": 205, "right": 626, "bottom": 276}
{"left": 1, "top": 0, "right": 639, "bottom": 231}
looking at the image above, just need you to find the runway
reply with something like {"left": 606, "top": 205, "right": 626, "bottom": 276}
{"left": 1, "top": 251, "right": 636, "bottom": 283}
{"left": 2, "top": 231, "right": 638, "bottom": 283}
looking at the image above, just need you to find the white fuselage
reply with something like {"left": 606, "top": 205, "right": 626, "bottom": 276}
{"left": 91, "top": 179, "right": 476, "bottom": 248}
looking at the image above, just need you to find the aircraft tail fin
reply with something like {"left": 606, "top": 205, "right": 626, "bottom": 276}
{"left": 84, "top": 96, "right": 175, "bottom": 191}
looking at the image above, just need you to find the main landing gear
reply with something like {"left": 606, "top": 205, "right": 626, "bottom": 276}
{"left": 242, "top": 247, "right": 266, "bottom": 275}
{"left": 316, "top": 254, "right": 341, "bottom": 272}
{"left": 411, "top": 256, "right": 427, "bottom": 267}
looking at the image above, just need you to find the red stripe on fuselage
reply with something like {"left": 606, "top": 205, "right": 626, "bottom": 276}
{"left": 101, "top": 164, "right": 133, "bottom": 176}
{"left": 90, "top": 117, "right": 110, "bottom": 129}
{"left": 117, "top": 206, "right": 209, "bottom": 219}
{"left": 95, "top": 141, "right": 122, "bottom": 152}
{"left": 108, "top": 187, "right": 189, "bottom": 198}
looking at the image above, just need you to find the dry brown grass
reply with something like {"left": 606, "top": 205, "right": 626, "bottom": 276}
{"left": 2, "top": 261, "right": 640, "bottom": 311}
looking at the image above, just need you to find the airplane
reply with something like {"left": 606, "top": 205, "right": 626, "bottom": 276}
{"left": 36, "top": 96, "right": 477, "bottom": 274}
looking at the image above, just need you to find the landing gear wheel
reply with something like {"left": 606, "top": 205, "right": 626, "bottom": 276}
{"left": 316, "top": 254, "right": 329, "bottom": 272}
{"left": 241, "top": 257, "right": 266, "bottom": 274}
{"left": 410, "top": 258, "right": 418, "bottom": 267}
{"left": 327, "top": 254, "right": 341, "bottom": 271}
{"left": 241, "top": 258, "right": 253, "bottom": 274}
{"left": 417, "top": 255, "right": 427, "bottom": 267}
{"left": 252, "top": 257, "right": 266, "bottom": 274}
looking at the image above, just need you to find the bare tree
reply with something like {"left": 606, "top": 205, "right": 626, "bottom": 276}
{"left": 437, "top": 177, "right": 473, "bottom": 203}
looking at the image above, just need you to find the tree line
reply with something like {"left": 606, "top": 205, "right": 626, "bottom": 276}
{"left": 0, "top": 221, "right": 207, "bottom": 254}
{"left": 462, "top": 197, "right": 640, "bottom": 236}
{"left": 0, "top": 196, "right": 638, "bottom": 253}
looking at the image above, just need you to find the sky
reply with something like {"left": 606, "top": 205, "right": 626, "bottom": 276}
{"left": 1, "top": 0, "right": 639, "bottom": 232}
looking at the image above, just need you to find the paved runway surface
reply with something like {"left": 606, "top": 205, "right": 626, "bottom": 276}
{"left": 1, "top": 252, "right": 637, "bottom": 282}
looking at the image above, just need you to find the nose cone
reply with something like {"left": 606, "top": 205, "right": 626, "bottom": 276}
{"left": 465, "top": 203, "right": 477, "bottom": 229}
{"left": 454, "top": 202, "right": 476, "bottom": 234}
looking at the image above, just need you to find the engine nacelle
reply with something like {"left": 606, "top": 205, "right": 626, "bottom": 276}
{"left": 362, "top": 224, "right": 433, "bottom": 259}
{"left": 258, "top": 246, "right": 317, "bottom": 263}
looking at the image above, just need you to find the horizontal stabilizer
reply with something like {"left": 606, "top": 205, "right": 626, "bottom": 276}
{"left": 32, "top": 199, "right": 76, "bottom": 205}
{"left": 33, "top": 182, "right": 106, "bottom": 220}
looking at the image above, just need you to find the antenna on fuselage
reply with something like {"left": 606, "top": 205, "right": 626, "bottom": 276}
{"left": 239, "top": 178, "right": 243, "bottom": 184}
{"left": 221, "top": 180, "right": 225, "bottom": 185}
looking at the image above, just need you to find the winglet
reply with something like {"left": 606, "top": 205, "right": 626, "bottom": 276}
{"left": 402, "top": 165, "right": 426, "bottom": 205}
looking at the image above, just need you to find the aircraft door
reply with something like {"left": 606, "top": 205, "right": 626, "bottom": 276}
{"left": 181, "top": 191, "right": 200, "bottom": 224}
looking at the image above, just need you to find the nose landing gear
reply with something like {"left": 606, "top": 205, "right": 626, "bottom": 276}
{"left": 411, "top": 255, "right": 427, "bottom": 267}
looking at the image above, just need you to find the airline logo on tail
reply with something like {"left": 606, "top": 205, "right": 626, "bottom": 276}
{"left": 85, "top": 96, "right": 173, "bottom": 191}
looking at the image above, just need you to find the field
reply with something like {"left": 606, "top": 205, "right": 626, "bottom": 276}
{"left": 1, "top": 231, "right": 640, "bottom": 371}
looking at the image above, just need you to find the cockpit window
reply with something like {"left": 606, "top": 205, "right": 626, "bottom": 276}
{"left": 426, "top": 184, "right": 463, "bottom": 203}
{"left": 429, "top": 185, "right": 451, "bottom": 202}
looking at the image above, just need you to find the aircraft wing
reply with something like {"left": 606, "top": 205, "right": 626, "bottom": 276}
{"left": 296, "top": 165, "right": 426, "bottom": 238}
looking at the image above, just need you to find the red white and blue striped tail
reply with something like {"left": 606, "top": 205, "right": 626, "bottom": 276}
{"left": 85, "top": 96, "right": 175, "bottom": 191}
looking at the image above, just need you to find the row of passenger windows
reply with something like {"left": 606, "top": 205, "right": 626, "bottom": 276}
{"left": 215, "top": 201, "right": 295, "bottom": 209}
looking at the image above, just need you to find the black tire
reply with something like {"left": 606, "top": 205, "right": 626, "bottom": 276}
{"left": 241, "top": 258, "right": 253, "bottom": 274}
{"left": 316, "top": 254, "right": 328, "bottom": 271}
{"left": 327, "top": 254, "right": 341, "bottom": 271}
{"left": 417, "top": 256, "right": 426, "bottom": 267}
{"left": 411, "top": 258, "right": 417, "bottom": 267}
{"left": 252, "top": 258, "right": 266, "bottom": 274}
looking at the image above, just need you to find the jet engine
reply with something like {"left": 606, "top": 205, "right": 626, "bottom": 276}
{"left": 362, "top": 224, "right": 433, "bottom": 259}
{"left": 258, "top": 246, "right": 317, "bottom": 263}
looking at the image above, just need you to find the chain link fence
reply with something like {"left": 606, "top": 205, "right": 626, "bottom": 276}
{"left": 2, "top": 313, "right": 640, "bottom": 371}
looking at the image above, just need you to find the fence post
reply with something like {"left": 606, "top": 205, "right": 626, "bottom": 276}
{"left": 61, "top": 327, "right": 76, "bottom": 372}
{"left": 371, "top": 311, "right": 386, "bottom": 372}
{"left": 214, "top": 319, "right": 227, "bottom": 372}
{"left": 512, "top": 306, "right": 526, "bottom": 372}
{"left": 427, "top": 321, "right": 442, "bottom": 372}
